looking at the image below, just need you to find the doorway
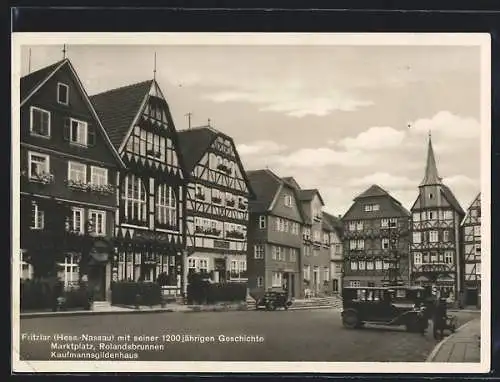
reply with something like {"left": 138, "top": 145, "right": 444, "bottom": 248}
{"left": 88, "top": 264, "right": 106, "bottom": 301}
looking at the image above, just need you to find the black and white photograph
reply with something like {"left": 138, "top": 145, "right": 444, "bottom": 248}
{"left": 11, "top": 33, "right": 490, "bottom": 373}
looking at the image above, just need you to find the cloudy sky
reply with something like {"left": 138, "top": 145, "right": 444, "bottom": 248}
{"left": 20, "top": 41, "right": 483, "bottom": 216}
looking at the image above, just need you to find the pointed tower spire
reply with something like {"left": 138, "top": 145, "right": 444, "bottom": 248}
{"left": 420, "top": 131, "right": 442, "bottom": 186}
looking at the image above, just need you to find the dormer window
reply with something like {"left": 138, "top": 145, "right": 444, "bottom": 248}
{"left": 57, "top": 83, "right": 69, "bottom": 105}
{"left": 284, "top": 195, "right": 292, "bottom": 207}
{"left": 364, "top": 204, "right": 380, "bottom": 212}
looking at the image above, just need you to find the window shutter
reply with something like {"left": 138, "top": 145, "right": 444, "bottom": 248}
{"left": 63, "top": 118, "right": 70, "bottom": 141}
{"left": 88, "top": 125, "right": 96, "bottom": 146}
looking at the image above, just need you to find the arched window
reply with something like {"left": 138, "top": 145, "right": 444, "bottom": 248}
{"left": 122, "top": 175, "right": 147, "bottom": 223}
{"left": 156, "top": 184, "right": 177, "bottom": 228}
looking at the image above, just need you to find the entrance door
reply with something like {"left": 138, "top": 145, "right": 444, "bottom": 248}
{"left": 290, "top": 274, "right": 295, "bottom": 298}
{"left": 214, "top": 258, "right": 226, "bottom": 283}
{"left": 313, "top": 268, "right": 319, "bottom": 295}
{"left": 89, "top": 264, "right": 106, "bottom": 301}
{"left": 466, "top": 288, "right": 478, "bottom": 306}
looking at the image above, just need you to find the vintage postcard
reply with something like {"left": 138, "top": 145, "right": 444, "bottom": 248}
{"left": 11, "top": 32, "right": 490, "bottom": 373}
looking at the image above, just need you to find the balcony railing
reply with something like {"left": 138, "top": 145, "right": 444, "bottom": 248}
{"left": 195, "top": 226, "right": 222, "bottom": 237}
{"left": 226, "top": 230, "right": 245, "bottom": 239}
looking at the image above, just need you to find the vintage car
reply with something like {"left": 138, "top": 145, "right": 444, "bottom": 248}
{"left": 256, "top": 290, "right": 293, "bottom": 311}
{"left": 340, "top": 286, "right": 432, "bottom": 332}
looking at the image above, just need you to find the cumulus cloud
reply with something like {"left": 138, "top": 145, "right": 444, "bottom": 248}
{"left": 409, "top": 111, "right": 480, "bottom": 139}
{"left": 205, "top": 89, "right": 373, "bottom": 118}
{"left": 338, "top": 126, "right": 406, "bottom": 151}
{"left": 348, "top": 172, "right": 416, "bottom": 189}
{"left": 236, "top": 140, "right": 287, "bottom": 156}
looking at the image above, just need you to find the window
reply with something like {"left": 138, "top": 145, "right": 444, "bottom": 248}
{"left": 382, "top": 238, "right": 390, "bottom": 249}
{"left": 349, "top": 281, "right": 361, "bottom": 288}
{"left": 383, "top": 261, "right": 390, "bottom": 270}
{"left": 272, "top": 246, "right": 277, "bottom": 260}
{"left": 69, "top": 207, "right": 84, "bottom": 233}
{"left": 258, "top": 215, "right": 266, "bottom": 229}
{"left": 389, "top": 218, "right": 397, "bottom": 228}
{"left": 364, "top": 204, "right": 380, "bottom": 212}
{"left": 199, "top": 259, "right": 209, "bottom": 273}
{"left": 443, "top": 230, "right": 450, "bottom": 242}
{"left": 277, "top": 247, "right": 284, "bottom": 261}
{"left": 428, "top": 211, "right": 435, "bottom": 220}
{"left": 366, "top": 261, "right": 374, "bottom": 270}
{"left": 68, "top": 161, "right": 87, "bottom": 183}
{"left": 444, "top": 251, "right": 453, "bottom": 264}
{"left": 30, "top": 202, "right": 44, "bottom": 230}
{"left": 313, "top": 230, "right": 320, "bottom": 242}
{"left": 430, "top": 252, "right": 437, "bottom": 262}
{"left": 350, "top": 262, "right": 358, "bottom": 271}
{"left": 476, "top": 263, "right": 481, "bottom": 275}
{"left": 59, "top": 254, "right": 79, "bottom": 289}
{"left": 257, "top": 276, "right": 264, "bottom": 288}
{"left": 381, "top": 219, "right": 389, "bottom": 228}
{"left": 156, "top": 185, "right": 177, "bottom": 228}
{"left": 323, "top": 267, "right": 330, "bottom": 281}
{"left": 122, "top": 175, "right": 147, "bottom": 222}
{"left": 254, "top": 245, "right": 264, "bottom": 259}
{"left": 272, "top": 272, "right": 283, "bottom": 287}
{"left": 304, "top": 246, "right": 311, "bottom": 257}
{"left": 414, "top": 252, "right": 422, "bottom": 265}
{"left": 57, "top": 83, "right": 69, "bottom": 105}
{"left": 89, "top": 210, "right": 106, "bottom": 236}
{"left": 375, "top": 260, "right": 383, "bottom": 270}
{"left": 443, "top": 210, "right": 453, "bottom": 220}
{"left": 412, "top": 213, "right": 420, "bottom": 222}
{"left": 358, "top": 261, "right": 366, "bottom": 270}
{"left": 350, "top": 240, "right": 357, "bottom": 250}
{"left": 429, "top": 231, "right": 439, "bottom": 243}
{"left": 356, "top": 221, "right": 364, "bottom": 231}
{"left": 475, "top": 244, "right": 481, "bottom": 254}
{"left": 30, "top": 107, "right": 50, "bottom": 137}
{"left": 69, "top": 118, "right": 88, "bottom": 146}
{"left": 284, "top": 195, "right": 293, "bottom": 207}
{"left": 290, "top": 249, "right": 297, "bottom": 262}
{"left": 412, "top": 232, "right": 421, "bottom": 244}
{"left": 333, "top": 279, "right": 339, "bottom": 292}
{"left": 91, "top": 166, "right": 108, "bottom": 186}
{"left": 284, "top": 220, "right": 289, "bottom": 232}
{"left": 429, "top": 193, "right": 434, "bottom": 199}
{"left": 28, "top": 152, "right": 50, "bottom": 180}
{"left": 348, "top": 222, "right": 356, "bottom": 231}
{"left": 303, "top": 265, "right": 311, "bottom": 280}
{"left": 20, "top": 251, "right": 33, "bottom": 280}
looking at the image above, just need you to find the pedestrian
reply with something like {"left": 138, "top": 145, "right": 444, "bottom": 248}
{"left": 432, "top": 295, "right": 446, "bottom": 340}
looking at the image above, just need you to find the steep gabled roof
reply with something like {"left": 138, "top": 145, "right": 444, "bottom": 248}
{"left": 461, "top": 192, "right": 481, "bottom": 226}
{"left": 20, "top": 59, "right": 66, "bottom": 103}
{"left": 20, "top": 59, "right": 125, "bottom": 168}
{"left": 90, "top": 80, "right": 153, "bottom": 150}
{"left": 323, "top": 211, "right": 343, "bottom": 237}
{"left": 343, "top": 184, "right": 410, "bottom": 220}
{"left": 177, "top": 127, "right": 219, "bottom": 173}
{"left": 441, "top": 184, "right": 465, "bottom": 216}
{"left": 298, "top": 189, "right": 325, "bottom": 205}
{"left": 282, "top": 176, "right": 301, "bottom": 190}
{"left": 178, "top": 126, "right": 255, "bottom": 199}
{"left": 354, "top": 184, "right": 389, "bottom": 200}
{"left": 247, "top": 169, "right": 282, "bottom": 213}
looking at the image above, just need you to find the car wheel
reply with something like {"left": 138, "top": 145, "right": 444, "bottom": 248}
{"left": 342, "top": 310, "right": 359, "bottom": 329}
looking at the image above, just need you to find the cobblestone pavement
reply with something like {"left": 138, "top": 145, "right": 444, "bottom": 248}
{"left": 19, "top": 309, "right": 479, "bottom": 362}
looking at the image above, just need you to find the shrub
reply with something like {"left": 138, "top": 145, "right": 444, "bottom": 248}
{"left": 111, "top": 281, "right": 162, "bottom": 306}
{"left": 20, "top": 279, "right": 91, "bottom": 311}
{"left": 187, "top": 281, "right": 247, "bottom": 305}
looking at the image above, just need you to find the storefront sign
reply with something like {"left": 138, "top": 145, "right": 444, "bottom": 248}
{"left": 134, "top": 231, "right": 171, "bottom": 242}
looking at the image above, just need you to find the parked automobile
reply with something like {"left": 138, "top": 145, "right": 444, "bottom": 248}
{"left": 256, "top": 290, "right": 293, "bottom": 311}
{"left": 340, "top": 286, "right": 432, "bottom": 332}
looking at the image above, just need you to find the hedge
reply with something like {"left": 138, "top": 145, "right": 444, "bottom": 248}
{"left": 111, "top": 281, "right": 162, "bottom": 306}
{"left": 20, "top": 279, "right": 92, "bottom": 311}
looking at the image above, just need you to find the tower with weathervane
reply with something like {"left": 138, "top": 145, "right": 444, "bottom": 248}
{"left": 409, "top": 133, "right": 465, "bottom": 301}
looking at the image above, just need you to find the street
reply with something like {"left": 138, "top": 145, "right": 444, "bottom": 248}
{"left": 19, "top": 309, "right": 479, "bottom": 362}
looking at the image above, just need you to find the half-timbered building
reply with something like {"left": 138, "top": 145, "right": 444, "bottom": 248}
{"left": 177, "top": 127, "right": 253, "bottom": 286}
{"left": 20, "top": 58, "right": 124, "bottom": 302}
{"left": 246, "top": 170, "right": 304, "bottom": 299}
{"left": 409, "top": 135, "right": 465, "bottom": 300}
{"left": 90, "top": 79, "right": 187, "bottom": 297}
{"left": 461, "top": 193, "right": 481, "bottom": 307}
{"left": 342, "top": 185, "right": 411, "bottom": 288}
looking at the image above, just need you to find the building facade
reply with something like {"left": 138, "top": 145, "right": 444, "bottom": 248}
{"left": 90, "top": 79, "right": 187, "bottom": 297}
{"left": 409, "top": 135, "right": 465, "bottom": 300}
{"left": 461, "top": 193, "right": 481, "bottom": 307}
{"left": 246, "top": 170, "right": 303, "bottom": 299}
{"left": 323, "top": 212, "right": 343, "bottom": 294}
{"left": 281, "top": 177, "right": 331, "bottom": 298}
{"left": 20, "top": 59, "right": 124, "bottom": 301}
{"left": 178, "top": 127, "right": 253, "bottom": 287}
{"left": 342, "top": 185, "right": 411, "bottom": 288}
